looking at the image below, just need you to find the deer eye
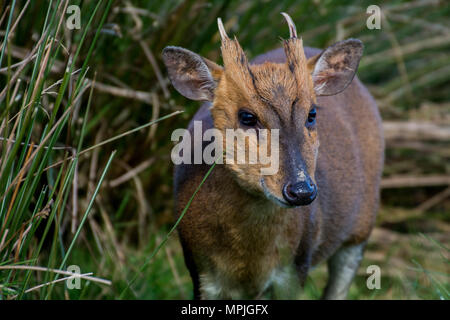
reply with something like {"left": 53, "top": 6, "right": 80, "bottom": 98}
{"left": 238, "top": 110, "right": 258, "bottom": 127}
{"left": 306, "top": 107, "right": 316, "bottom": 127}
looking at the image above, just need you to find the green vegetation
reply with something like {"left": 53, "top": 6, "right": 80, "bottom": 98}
{"left": 0, "top": 0, "right": 448, "bottom": 299}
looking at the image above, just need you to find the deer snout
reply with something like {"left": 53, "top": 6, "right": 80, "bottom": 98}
{"left": 282, "top": 178, "right": 317, "bottom": 206}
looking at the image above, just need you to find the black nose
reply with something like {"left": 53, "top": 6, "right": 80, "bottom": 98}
{"left": 282, "top": 180, "right": 317, "bottom": 206}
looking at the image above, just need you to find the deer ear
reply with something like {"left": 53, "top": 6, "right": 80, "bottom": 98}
{"left": 308, "top": 39, "right": 363, "bottom": 96}
{"left": 162, "top": 46, "right": 223, "bottom": 101}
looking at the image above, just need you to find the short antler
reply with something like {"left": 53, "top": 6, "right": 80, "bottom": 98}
{"left": 217, "top": 18, "right": 229, "bottom": 41}
{"left": 281, "top": 12, "right": 297, "bottom": 38}
{"left": 281, "top": 12, "right": 310, "bottom": 94}
{"left": 216, "top": 17, "right": 254, "bottom": 97}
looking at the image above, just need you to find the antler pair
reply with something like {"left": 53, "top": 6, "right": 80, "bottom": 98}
{"left": 217, "top": 12, "right": 298, "bottom": 41}
{"left": 217, "top": 13, "right": 310, "bottom": 91}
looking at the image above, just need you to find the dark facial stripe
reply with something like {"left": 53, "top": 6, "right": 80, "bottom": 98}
{"left": 290, "top": 97, "right": 299, "bottom": 125}
{"left": 246, "top": 66, "right": 285, "bottom": 127}
{"left": 263, "top": 98, "right": 284, "bottom": 127}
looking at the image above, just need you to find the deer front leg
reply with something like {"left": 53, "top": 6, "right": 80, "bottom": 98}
{"left": 322, "top": 242, "right": 366, "bottom": 300}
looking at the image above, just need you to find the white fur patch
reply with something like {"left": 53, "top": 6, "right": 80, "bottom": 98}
{"left": 264, "top": 268, "right": 290, "bottom": 291}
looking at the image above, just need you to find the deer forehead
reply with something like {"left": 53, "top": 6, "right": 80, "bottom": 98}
{"left": 219, "top": 62, "right": 314, "bottom": 118}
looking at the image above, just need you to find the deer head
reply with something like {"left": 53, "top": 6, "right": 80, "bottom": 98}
{"left": 163, "top": 13, "right": 363, "bottom": 208}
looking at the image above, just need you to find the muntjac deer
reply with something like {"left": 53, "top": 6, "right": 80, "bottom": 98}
{"left": 162, "top": 13, "right": 384, "bottom": 299}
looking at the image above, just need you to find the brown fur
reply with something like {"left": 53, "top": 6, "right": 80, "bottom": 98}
{"left": 169, "top": 41, "right": 384, "bottom": 299}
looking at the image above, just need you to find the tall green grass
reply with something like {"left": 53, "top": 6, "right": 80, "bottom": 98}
{"left": 0, "top": 0, "right": 115, "bottom": 299}
{"left": 0, "top": 0, "right": 183, "bottom": 299}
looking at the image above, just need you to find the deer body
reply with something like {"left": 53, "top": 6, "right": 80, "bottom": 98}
{"left": 164, "top": 15, "right": 384, "bottom": 299}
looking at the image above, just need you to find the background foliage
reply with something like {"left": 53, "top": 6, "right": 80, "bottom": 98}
{"left": 0, "top": 0, "right": 449, "bottom": 299}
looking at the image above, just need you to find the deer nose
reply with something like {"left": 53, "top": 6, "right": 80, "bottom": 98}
{"left": 282, "top": 180, "right": 317, "bottom": 206}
